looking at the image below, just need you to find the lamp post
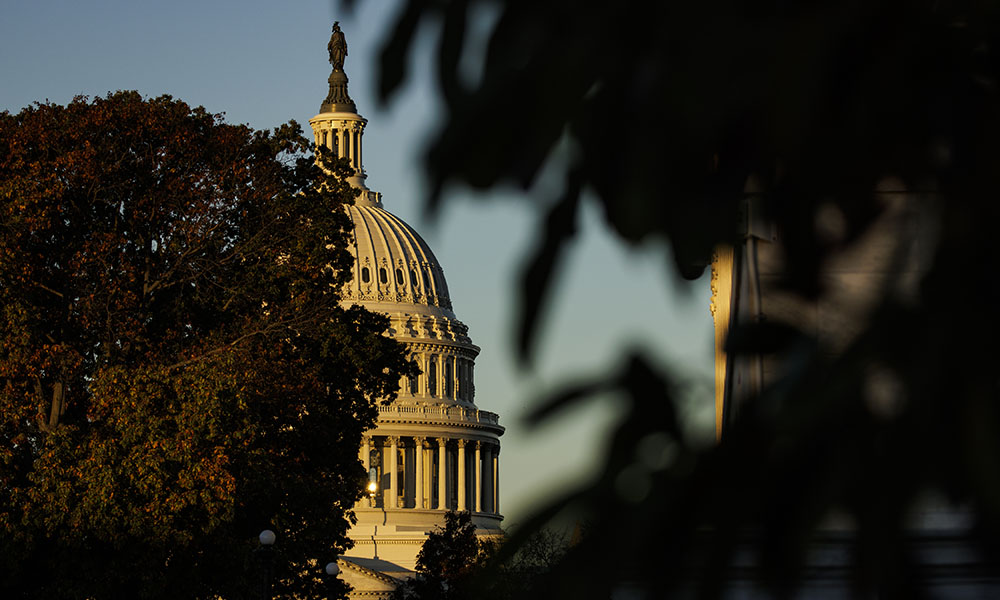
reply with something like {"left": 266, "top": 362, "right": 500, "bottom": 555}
{"left": 368, "top": 466, "right": 379, "bottom": 508}
{"left": 325, "top": 560, "right": 340, "bottom": 598}
{"left": 257, "top": 529, "right": 276, "bottom": 600}
{"left": 369, "top": 445, "right": 382, "bottom": 508}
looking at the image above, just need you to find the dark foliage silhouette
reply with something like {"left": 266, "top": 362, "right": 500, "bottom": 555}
{"left": 365, "top": 0, "right": 1000, "bottom": 597}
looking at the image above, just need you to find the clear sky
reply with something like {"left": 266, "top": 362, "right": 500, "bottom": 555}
{"left": 1, "top": 0, "right": 714, "bottom": 524}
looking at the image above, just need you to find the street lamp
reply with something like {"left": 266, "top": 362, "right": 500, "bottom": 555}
{"left": 325, "top": 559, "right": 340, "bottom": 598}
{"left": 257, "top": 529, "right": 276, "bottom": 600}
{"left": 368, "top": 467, "right": 379, "bottom": 507}
{"left": 259, "top": 529, "right": 276, "bottom": 546}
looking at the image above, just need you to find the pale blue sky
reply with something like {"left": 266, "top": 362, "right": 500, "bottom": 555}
{"left": 1, "top": 0, "right": 714, "bottom": 524}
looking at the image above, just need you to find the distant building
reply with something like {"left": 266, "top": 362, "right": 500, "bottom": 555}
{"left": 710, "top": 182, "right": 998, "bottom": 596}
{"left": 711, "top": 178, "right": 933, "bottom": 434}
{"left": 308, "top": 24, "right": 504, "bottom": 599}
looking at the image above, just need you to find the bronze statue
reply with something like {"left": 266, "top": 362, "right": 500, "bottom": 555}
{"left": 321, "top": 20, "right": 357, "bottom": 112}
{"left": 328, "top": 21, "right": 348, "bottom": 71}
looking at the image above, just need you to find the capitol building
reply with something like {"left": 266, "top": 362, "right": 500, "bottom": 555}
{"left": 309, "top": 24, "right": 504, "bottom": 598}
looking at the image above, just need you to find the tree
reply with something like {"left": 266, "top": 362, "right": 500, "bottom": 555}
{"left": 393, "top": 511, "right": 482, "bottom": 600}
{"left": 373, "top": 1, "right": 1000, "bottom": 597}
{"left": 417, "top": 511, "right": 482, "bottom": 582}
{"left": 0, "top": 91, "right": 415, "bottom": 599}
{"left": 394, "top": 512, "right": 568, "bottom": 600}
{"left": 475, "top": 526, "right": 568, "bottom": 600}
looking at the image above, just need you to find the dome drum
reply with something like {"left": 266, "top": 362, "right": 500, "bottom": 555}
{"left": 399, "top": 343, "right": 479, "bottom": 406}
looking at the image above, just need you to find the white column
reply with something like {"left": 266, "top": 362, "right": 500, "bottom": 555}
{"left": 437, "top": 438, "right": 447, "bottom": 510}
{"left": 424, "top": 440, "right": 434, "bottom": 508}
{"left": 389, "top": 436, "right": 399, "bottom": 509}
{"left": 361, "top": 436, "right": 370, "bottom": 472}
{"left": 474, "top": 441, "right": 482, "bottom": 513}
{"left": 492, "top": 445, "right": 500, "bottom": 515}
{"left": 350, "top": 128, "right": 356, "bottom": 167}
{"left": 457, "top": 439, "right": 467, "bottom": 512}
{"left": 414, "top": 437, "right": 425, "bottom": 509}
{"left": 356, "top": 130, "right": 361, "bottom": 169}
{"left": 346, "top": 128, "right": 353, "bottom": 165}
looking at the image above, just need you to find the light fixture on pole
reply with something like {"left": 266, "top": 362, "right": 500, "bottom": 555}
{"left": 325, "top": 559, "right": 340, "bottom": 597}
{"left": 257, "top": 529, "right": 276, "bottom": 600}
{"left": 326, "top": 561, "right": 340, "bottom": 576}
{"left": 368, "top": 466, "right": 379, "bottom": 507}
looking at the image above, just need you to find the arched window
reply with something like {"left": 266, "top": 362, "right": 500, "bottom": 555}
{"left": 428, "top": 356, "right": 437, "bottom": 397}
{"left": 409, "top": 373, "right": 419, "bottom": 395}
{"left": 331, "top": 128, "right": 339, "bottom": 156}
{"left": 445, "top": 359, "right": 454, "bottom": 398}
{"left": 361, "top": 267, "right": 370, "bottom": 283}
{"left": 379, "top": 268, "right": 388, "bottom": 284}
{"left": 410, "top": 270, "right": 419, "bottom": 288}
{"left": 395, "top": 268, "right": 404, "bottom": 285}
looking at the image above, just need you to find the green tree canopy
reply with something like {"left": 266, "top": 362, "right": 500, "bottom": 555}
{"left": 0, "top": 91, "right": 415, "bottom": 599}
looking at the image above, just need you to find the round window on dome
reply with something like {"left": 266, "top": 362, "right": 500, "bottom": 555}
{"left": 361, "top": 267, "right": 370, "bottom": 283}
{"left": 395, "top": 268, "right": 404, "bottom": 285}
{"left": 379, "top": 268, "right": 388, "bottom": 284}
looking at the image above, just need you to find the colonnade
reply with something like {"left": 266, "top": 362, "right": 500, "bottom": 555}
{"left": 404, "top": 352, "right": 475, "bottom": 403}
{"left": 313, "top": 120, "right": 364, "bottom": 172}
{"left": 360, "top": 435, "right": 500, "bottom": 515}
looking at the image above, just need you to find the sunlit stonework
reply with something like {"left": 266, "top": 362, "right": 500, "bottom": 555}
{"left": 309, "top": 23, "right": 504, "bottom": 598}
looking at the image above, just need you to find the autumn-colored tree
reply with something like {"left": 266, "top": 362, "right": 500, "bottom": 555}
{"left": 0, "top": 92, "right": 415, "bottom": 599}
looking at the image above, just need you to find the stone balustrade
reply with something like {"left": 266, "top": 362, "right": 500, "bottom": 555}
{"left": 376, "top": 403, "right": 501, "bottom": 427}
